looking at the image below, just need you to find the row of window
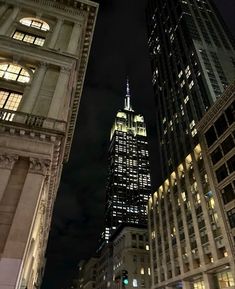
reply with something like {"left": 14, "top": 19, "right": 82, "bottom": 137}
{"left": 211, "top": 133, "right": 235, "bottom": 165}
{"left": 205, "top": 101, "right": 235, "bottom": 148}
{"left": 12, "top": 17, "right": 49, "bottom": 47}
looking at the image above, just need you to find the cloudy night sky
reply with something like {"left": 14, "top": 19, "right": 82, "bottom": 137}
{"left": 41, "top": 0, "right": 235, "bottom": 288}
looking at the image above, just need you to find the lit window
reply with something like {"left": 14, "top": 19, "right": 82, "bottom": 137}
{"left": 145, "top": 244, "right": 149, "bottom": 251}
{"left": 217, "top": 271, "right": 235, "bottom": 288}
{"left": 148, "top": 268, "right": 151, "bottom": 275}
{"left": 140, "top": 268, "right": 144, "bottom": 275}
{"left": 0, "top": 90, "right": 22, "bottom": 110}
{"left": 0, "top": 63, "right": 30, "bottom": 83}
{"left": 189, "top": 80, "right": 194, "bottom": 89}
{"left": 181, "top": 191, "right": 187, "bottom": 202}
{"left": 193, "top": 280, "right": 205, "bottom": 289}
{"left": 0, "top": 90, "right": 23, "bottom": 121}
{"left": 12, "top": 30, "right": 45, "bottom": 46}
{"left": 20, "top": 17, "right": 50, "bottom": 31}
{"left": 133, "top": 279, "right": 138, "bottom": 287}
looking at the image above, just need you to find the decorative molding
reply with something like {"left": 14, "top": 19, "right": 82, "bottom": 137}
{"left": 196, "top": 82, "right": 235, "bottom": 132}
{"left": 29, "top": 157, "right": 51, "bottom": 175}
{"left": 0, "top": 153, "right": 18, "bottom": 170}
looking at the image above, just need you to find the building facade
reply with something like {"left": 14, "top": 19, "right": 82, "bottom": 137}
{"left": 148, "top": 142, "right": 235, "bottom": 289}
{"left": 104, "top": 81, "right": 152, "bottom": 241}
{"left": 80, "top": 257, "right": 99, "bottom": 289}
{"left": 0, "top": 0, "right": 98, "bottom": 288}
{"left": 111, "top": 225, "right": 151, "bottom": 289}
{"left": 147, "top": 0, "right": 235, "bottom": 180}
{"left": 197, "top": 81, "right": 235, "bottom": 258}
{"left": 95, "top": 244, "right": 113, "bottom": 289}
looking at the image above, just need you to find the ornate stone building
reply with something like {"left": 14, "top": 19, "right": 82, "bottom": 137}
{"left": 148, "top": 83, "right": 235, "bottom": 289}
{"left": 0, "top": 0, "right": 98, "bottom": 288}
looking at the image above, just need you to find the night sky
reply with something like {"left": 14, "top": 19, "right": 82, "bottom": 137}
{"left": 41, "top": 1, "right": 235, "bottom": 288}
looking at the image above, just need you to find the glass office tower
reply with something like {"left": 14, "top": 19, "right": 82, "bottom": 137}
{"left": 147, "top": 0, "right": 235, "bottom": 180}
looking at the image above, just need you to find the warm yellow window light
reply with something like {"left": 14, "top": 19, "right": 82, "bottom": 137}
{"left": 20, "top": 17, "right": 50, "bottom": 31}
{"left": 0, "top": 63, "right": 30, "bottom": 83}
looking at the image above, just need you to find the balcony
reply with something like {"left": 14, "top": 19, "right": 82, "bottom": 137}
{"left": 0, "top": 108, "right": 66, "bottom": 133}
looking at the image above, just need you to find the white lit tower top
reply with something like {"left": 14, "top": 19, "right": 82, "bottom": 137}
{"left": 104, "top": 79, "right": 152, "bottom": 242}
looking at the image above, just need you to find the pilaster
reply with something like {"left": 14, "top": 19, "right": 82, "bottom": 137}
{"left": 48, "top": 18, "right": 64, "bottom": 49}
{"left": 0, "top": 6, "right": 20, "bottom": 35}
{"left": 20, "top": 63, "right": 47, "bottom": 114}
{"left": 47, "top": 66, "right": 70, "bottom": 120}
{"left": 67, "top": 22, "right": 81, "bottom": 54}
{"left": 0, "top": 154, "right": 18, "bottom": 201}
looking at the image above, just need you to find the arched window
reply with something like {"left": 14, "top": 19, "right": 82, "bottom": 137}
{"left": 20, "top": 17, "right": 50, "bottom": 31}
{"left": 0, "top": 63, "right": 31, "bottom": 83}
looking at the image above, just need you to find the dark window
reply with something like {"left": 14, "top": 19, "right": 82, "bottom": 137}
{"left": 221, "top": 135, "right": 234, "bottom": 155}
{"left": 132, "top": 234, "right": 136, "bottom": 240}
{"left": 216, "top": 164, "right": 228, "bottom": 183}
{"left": 215, "top": 114, "right": 228, "bottom": 137}
{"left": 222, "top": 183, "right": 235, "bottom": 204}
{"left": 225, "top": 101, "right": 235, "bottom": 125}
{"left": 227, "top": 208, "right": 235, "bottom": 228}
{"left": 139, "top": 235, "right": 143, "bottom": 241}
{"left": 211, "top": 147, "right": 223, "bottom": 164}
{"left": 227, "top": 155, "right": 235, "bottom": 174}
{"left": 205, "top": 126, "right": 217, "bottom": 147}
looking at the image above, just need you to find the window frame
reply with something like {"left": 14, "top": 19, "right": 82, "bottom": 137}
{"left": 19, "top": 17, "right": 50, "bottom": 32}
{"left": 12, "top": 30, "right": 45, "bottom": 46}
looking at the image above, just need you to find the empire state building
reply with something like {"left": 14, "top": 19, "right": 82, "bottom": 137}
{"left": 104, "top": 80, "right": 152, "bottom": 241}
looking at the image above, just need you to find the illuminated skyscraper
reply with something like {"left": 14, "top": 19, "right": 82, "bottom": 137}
{"left": 147, "top": 0, "right": 235, "bottom": 181}
{"left": 104, "top": 80, "right": 152, "bottom": 241}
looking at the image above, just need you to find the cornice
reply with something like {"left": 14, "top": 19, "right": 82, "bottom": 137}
{"left": 196, "top": 81, "right": 235, "bottom": 133}
{"left": 64, "top": 0, "right": 99, "bottom": 161}
{"left": 4, "top": 0, "right": 98, "bottom": 20}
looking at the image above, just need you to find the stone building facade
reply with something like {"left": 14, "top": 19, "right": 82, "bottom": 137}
{"left": 197, "top": 82, "right": 235, "bottom": 259}
{"left": 0, "top": 0, "right": 98, "bottom": 288}
{"left": 147, "top": 84, "right": 235, "bottom": 289}
{"left": 111, "top": 225, "right": 151, "bottom": 289}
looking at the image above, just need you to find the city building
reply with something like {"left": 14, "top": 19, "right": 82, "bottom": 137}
{"left": 147, "top": 0, "right": 235, "bottom": 181}
{"left": 111, "top": 224, "right": 151, "bottom": 289}
{"left": 0, "top": 0, "right": 98, "bottom": 288}
{"left": 147, "top": 84, "right": 235, "bottom": 289}
{"left": 197, "top": 81, "right": 235, "bottom": 258}
{"left": 104, "top": 80, "right": 152, "bottom": 241}
{"left": 95, "top": 243, "right": 113, "bottom": 289}
{"left": 79, "top": 257, "right": 99, "bottom": 289}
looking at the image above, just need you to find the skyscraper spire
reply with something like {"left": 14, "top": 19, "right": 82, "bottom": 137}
{"left": 124, "top": 78, "right": 133, "bottom": 111}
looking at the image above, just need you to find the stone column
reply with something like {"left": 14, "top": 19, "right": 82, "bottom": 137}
{"left": 203, "top": 273, "right": 216, "bottom": 289}
{"left": 0, "top": 154, "right": 18, "bottom": 201}
{"left": 0, "top": 6, "right": 20, "bottom": 35}
{"left": 47, "top": 67, "right": 70, "bottom": 119}
{"left": 0, "top": 4, "right": 8, "bottom": 19}
{"left": 67, "top": 22, "right": 81, "bottom": 54}
{"left": 182, "top": 280, "right": 192, "bottom": 289}
{"left": 48, "top": 18, "right": 63, "bottom": 49}
{"left": 0, "top": 158, "right": 50, "bottom": 289}
{"left": 20, "top": 63, "right": 47, "bottom": 114}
